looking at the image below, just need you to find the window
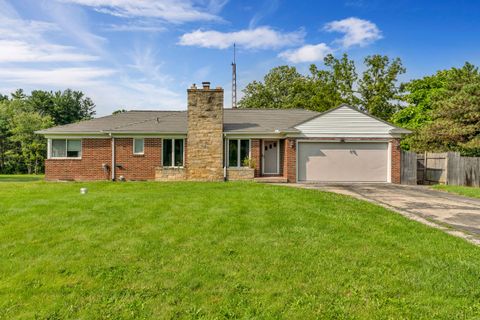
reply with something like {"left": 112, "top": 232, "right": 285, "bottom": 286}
{"left": 228, "top": 139, "right": 250, "bottom": 167}
{"left": 163, "top": 139, "right": 184, "bottom": 167}
{"left": 50, "top": 139, "right": 82, "bottom": 158}
{"left": 133, "top": 138, "right": 144, "bottom": 155}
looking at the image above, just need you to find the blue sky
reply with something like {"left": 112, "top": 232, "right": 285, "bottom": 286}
{"left": 1, "top": 0, "right": 479, "bottom": 115}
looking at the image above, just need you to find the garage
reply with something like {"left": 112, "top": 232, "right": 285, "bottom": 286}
{"left": 297, "top": 142, "right": 389, "bottom": 182}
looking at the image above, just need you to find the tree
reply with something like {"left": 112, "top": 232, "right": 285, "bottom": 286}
{"left": 416, "top": 79, "right": 480, "bottom": 156}
{"left": 10, "top": 111, "right": 53, "bottom": 174}
{"left": 322, "top": 53, "right": 359, "bottom": 106}
{"left": 0, "top": 88, "right": 97, "bottom": 174}
{"left": 239, "top": 66, "right": 304, "bottom": 109}
{"left": 11, "top": 89, "right": 26, "bottom": 100}
{"left": 26, "top": 89, "right": 95, "bottom": 125}
{"left": 358, "top": 55, "right": 406, "bottom": 120}
{"left": 392, "top": 62, "right": 480, "bottom": 152}
{"left": 239, "top": 53, "right": 404, "bottom": 115}
{"left": 49, "top": 89, "right": 96, "bottom": 125}
{"left": 239, "top": 54, "right": 361, "bottom": 112}
{"left": 0, "top": 101, "right": 10, "bottom": 173}
{"left": 28, "top": 90, "right": 55, "bottom": 117}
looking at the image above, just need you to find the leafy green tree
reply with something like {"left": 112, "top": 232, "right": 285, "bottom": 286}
{"left": 0, "top": 98, "right": 32, "bottom": 173}
{"left": 10, "top": 111, "right": 53, "bottom": 174}
{"left": 28, "top": 90, "right": 55, "bottom": 117}
{"left": 322, "top": 53, "right": 360, "bottom": 106}
{"left": 51, "top": 89, "right": 95, "bottom": 125}
{"left": 239, "top": 54, "right": 361, "bottom": 112}
{"left": 359, "top": 55, "right": 406, "bottom": 120}
{"left": 239, "top": 54, "right": 404, "bottom": 115}
{"left": 0, "top": 88, "right": 97, "bottom": 174}
{"left": 11, "top": 89, "right": 27, "bottom": 100}
{"left": 0, "top": 101, "right": 10, "bottom": 173}
{"left": 416, "top": 79, "right": 480, "bottom": 156}
{"left": 393, "top": 62, "right": 480, "bottom": 152}
{"left": 239, "top": 66, "right": 304, "bottom": 109}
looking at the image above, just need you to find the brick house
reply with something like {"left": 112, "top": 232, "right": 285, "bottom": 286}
{"left": 37, "top": 82, "right": 410, "bottom": 183}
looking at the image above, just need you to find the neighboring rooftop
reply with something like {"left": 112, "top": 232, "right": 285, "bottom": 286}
{"left": 37, "top": 108, "right": 320, "bottom": 135}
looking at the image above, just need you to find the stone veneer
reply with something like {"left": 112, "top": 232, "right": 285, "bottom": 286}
{"left": 155, "top": 167, "right": 186, "bottom": 181}
{"left": 226, "top": 167, "right": 255, "bottom": 180}
{"left": 186, "top": 83, "right": 224, "bottom": 181}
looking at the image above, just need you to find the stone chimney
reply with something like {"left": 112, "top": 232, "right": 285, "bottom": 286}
{"left": 186, "top": 82, "right": 224, "bottom": 181}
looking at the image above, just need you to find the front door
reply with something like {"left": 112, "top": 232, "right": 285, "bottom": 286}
{"left": 263, "top": 140, "right": 279, "bottom": 174}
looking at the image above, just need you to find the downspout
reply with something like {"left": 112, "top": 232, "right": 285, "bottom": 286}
{"left": 110, "top": 133, "right": 115, "bottom": 181}
{"left": 223, "top": 133, "right": 227, "bottom": 181}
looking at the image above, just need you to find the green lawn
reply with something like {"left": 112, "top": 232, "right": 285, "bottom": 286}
{"left": 0, "top": 180, "right": 479, "bottom": 319}
{"left": 432, "top": 184, "right": 480, "bottom": 199}
{"left": 0, "top": 174, "right": 44, "bottom": 182}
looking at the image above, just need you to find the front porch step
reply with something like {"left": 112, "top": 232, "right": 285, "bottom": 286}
{"left": 254, "top": 176, "right": 288, "bottom": 183}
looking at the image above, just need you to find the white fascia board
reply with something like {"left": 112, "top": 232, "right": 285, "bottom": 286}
{"left": 289, "top": 132, "right": 399, "bottom": 138}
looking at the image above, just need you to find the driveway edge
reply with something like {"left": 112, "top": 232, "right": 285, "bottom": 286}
{"left": 281, "top": 183, "right": 480, "bottom": 246}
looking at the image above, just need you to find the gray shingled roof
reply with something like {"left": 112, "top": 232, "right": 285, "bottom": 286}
{"left": 37, "top": 109, "right": 320, "bottom": 134}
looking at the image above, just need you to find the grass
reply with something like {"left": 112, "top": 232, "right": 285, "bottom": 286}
{"left": 0, "top": 174, "right": 44, "bottom": 182}
{"left": 432, "top": 184, "right": 480, "bottom": 199}
{"left": 0, "top": 180, "right": 479, "bottom": 319}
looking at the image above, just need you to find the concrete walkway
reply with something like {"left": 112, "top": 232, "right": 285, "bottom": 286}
{"left": 290, "top": 183, "right": 480, "bottom": 245}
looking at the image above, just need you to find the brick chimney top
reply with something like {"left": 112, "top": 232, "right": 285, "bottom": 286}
{"left": 202, "top": 81, "right": 210, "bottom": 89}
{"left": 190, "top": 83, "right": 197, "bottom": 89}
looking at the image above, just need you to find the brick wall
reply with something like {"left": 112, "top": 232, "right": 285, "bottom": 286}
{"left": 45, "top": 138, "right": 163, "bottom": 181}
{"left": 45, "top": 138, "right": 111, "bottom": 181}
{"left": 251, "top": 139, "right": 261, "bottom": 177}
{"left": 283, "top": 138, "right": 297, "bottom": 183}
{"left": 114, "top": 138, "right": 161, "bottom": 180}
{"left": 390, "top": 138, "right": 401, "bottom": 184}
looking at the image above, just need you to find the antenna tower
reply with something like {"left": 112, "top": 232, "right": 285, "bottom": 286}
{"left": 231, "top": 43, "right": 237, "bottom": 108}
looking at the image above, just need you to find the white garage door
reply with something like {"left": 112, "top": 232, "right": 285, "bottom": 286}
{"left": 298, "top": 142, "right": 389, "bottom": 182}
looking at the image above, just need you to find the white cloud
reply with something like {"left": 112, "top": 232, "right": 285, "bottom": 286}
{"left": 0, "top": 67, "right": 116, "bottom": 87}
{"left": 178, "top": 26, "right": 304, "bottom": 49}
{"left": 324, "top": 17, "right": 382, "bottom": 48}
{"left": 0, "top": 0, "right": 184, "bottom": 115}
{"left": 0, "top": 2, "right": 100, "bottom": 64}
{"left": 0, "top": 40, "right": 98, "bottom": 63}
{"left": 58, "top": 0, "right": 226, "bottom": 23}
{"left": 103, "top": 23, "right": 167, "bottom": 32}
{"left": 278, "top": 43, "right": 333, "bottom": 63}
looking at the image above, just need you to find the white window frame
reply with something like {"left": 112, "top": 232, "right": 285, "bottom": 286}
{"left": 227, "top": 139, "right": 251, "bottom": 168}
{"left": 162, "top": 138, "right": 185, "bottom": 168}
{"left": 133, "top": 138, "right": 144, "bottom": 155}
{"left": 48, "top": 139, "right": 82, "bottom": 159}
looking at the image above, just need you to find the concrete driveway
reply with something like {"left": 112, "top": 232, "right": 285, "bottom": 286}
{"left": 296, "top": 183, "right": 480, "bottom": 245}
